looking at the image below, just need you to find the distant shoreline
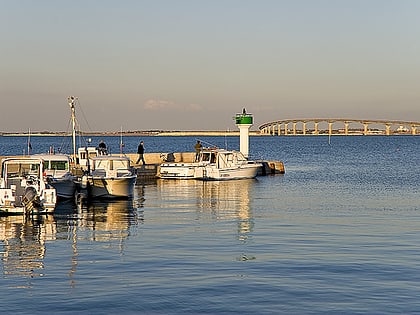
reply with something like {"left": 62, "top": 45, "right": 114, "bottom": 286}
{"left": 0, "top": 130, "right": 261, "bottom": 137}
{"left": 0, "top": 130, "right": 415, "bottom": 137}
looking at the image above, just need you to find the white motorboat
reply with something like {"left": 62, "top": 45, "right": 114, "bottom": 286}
{"left": 197, "top": 149, "right": 262, "bottom": 180}
{"left": 85, "top": 155, "right": 136, "bottom": 199}
{"left": 0, "top": 157, "right": 57, "bottom": 215}
{"left": 32, "top": 153, "right": 77, "bottom": 199}
{"left": 159, "top": 148, "right": 261, "bottom": 180}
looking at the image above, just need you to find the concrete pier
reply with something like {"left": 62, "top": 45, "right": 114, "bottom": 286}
{"left": 126, "top": 152, "right": 285, "bottom": 180}
{"left": 0, "top": 152, "right": 285, "bottom": 181}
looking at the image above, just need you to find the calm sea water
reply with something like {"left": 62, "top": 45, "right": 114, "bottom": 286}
{"left": 1, "top": 135, "right": 419, "bottom": 314}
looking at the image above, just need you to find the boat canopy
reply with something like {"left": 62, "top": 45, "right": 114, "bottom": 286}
{"left": 93, "top": 157, "right": 130, "bottom": 171}
{"left": 2, "top": 159, "right": 42, "bottom": 179}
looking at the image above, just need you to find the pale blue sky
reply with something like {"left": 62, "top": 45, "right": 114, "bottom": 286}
{"left": 1, "top": 0, "right": 420, "bottom": 132}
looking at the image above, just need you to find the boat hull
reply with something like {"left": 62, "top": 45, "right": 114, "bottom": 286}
{"left": 87, "top": 175, "right": 136, "bottom": 199}
{"left": 48, "top": 177, "right": 77, "bottom": 199}
{"left": 197, "top": 164, "right": 261, "bottom": 180}
{"left": 159, "top": 163, "right": 197, "bottom": 179}
{"left": 0, "top": 206, "right": 55, "bottom": 215}
{"left": 0, "top": 187, "right": 56, "bottom": 215}
{"left": 159, "top": 162, "right": 261, "bottom": 180}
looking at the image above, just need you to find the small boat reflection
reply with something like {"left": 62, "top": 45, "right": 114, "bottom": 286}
{"left": 56, "top": 198, "right": 140, "bottom": 288}
{"left": 157, "top": 178, "right": 256, "bottom": 240}
{"left": 80, "top": 199, "right": 138, "bottom": 241}
{"left": 0, "top": 215, "right": 56, "bottom": 283}
{"left": 55, "top": 198, "right": 139, "bottom": 242}
{"left": 1, "top": 198, "right": 140, "bottom": 283}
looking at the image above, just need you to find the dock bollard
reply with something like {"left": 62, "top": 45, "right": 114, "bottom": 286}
{"left": 276, "top": 161, "right": 285, "bottom": 174}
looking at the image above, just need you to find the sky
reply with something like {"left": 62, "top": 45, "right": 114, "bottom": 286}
{"left": 1, "top": 0, "right": 420, "bottom": 132}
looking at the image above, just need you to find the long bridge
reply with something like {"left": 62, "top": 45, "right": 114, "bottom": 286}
{"left": 259, "top": 119, "right": 420, "bottom": 136}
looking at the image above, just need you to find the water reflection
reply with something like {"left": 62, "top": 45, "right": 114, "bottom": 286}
{"left": 53, "top": 198, "right": 140, "bottom": 244}
{"left": 0, "top": 179, "right": 255, "bottom": 286}
{"left": 0, "top": 215, "right": 56, "bottom": 283}
{"left": 58, "top": 199, "right": 139, "bottom": 288}
{"left": 157, "top": 179, "right": 256, "bottom": 240}
{"left": 1, "top": 198, "right": 140, "bottom": 286}
{"left": 135, "top": 183, "right": 146, "bottom": 209}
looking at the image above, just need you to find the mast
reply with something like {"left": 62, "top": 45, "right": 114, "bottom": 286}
{"left": 120, "top": 126, "right": 123, "bottom": 156}
{"left": 68, "top": 96, "right": 78, "bottom": 162}
{"left": 27, "top": 128, "right": 32, "bottom": 155}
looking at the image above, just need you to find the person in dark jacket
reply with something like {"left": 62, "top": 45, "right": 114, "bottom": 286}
{"left": 136, "top": 141, "right": 145, "bottom": 165}
{"left": 98, "top": 140, "right": 107, "bottom": 155}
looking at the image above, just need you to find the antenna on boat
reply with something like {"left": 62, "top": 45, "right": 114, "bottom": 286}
{"left": 120, "top": 126, "right": 124, "bottom": 155}
{"left": 225, "top": 128, "right": 229, "bottom": 150}
{"left": 27, "top": 128, "right": 32, "bottom": 155}
{"left": 68, "top": 96, "right": 78, "bottom": 163}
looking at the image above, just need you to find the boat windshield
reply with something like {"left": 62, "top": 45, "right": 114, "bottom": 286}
{"left": 43, "top": 160, "right": 68, "bottom": 171}
{"left": 201, "top": 153, "right": 211, "bottom": 162}
{"left": 236, "top": 152, "right": 247, "bottom": 161}
{"left": 201, "top": 152, "right": 216, "bottom": 163}
{"left": 94, "top": 159, "right": 128, "bottom": 170}
{"left": 5, "top": 162, "right": 40, "bottom": 178}
{"left": 113, "top": 160, "right": 129, "bottom": 170}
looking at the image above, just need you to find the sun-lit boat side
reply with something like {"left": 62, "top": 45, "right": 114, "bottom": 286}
{"left": 32, "top": 153, "right": 77, "bottom": 199}
{"left": 159, "top": 148, "right": 261, "bottom": 180}
{"left": 0, "top": 157, "right": 57, "bottom": 215}
{"left": 86, "top": 155, "right": 136, "bottom": 199}
{"left": 159, "top": 162, "right": 200, "bottom": 179}
{"left": 196, "top": 148, "right": 261, "bottom": 180}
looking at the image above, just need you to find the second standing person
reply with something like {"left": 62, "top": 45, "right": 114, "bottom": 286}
{"left": 136, "top": 141, "right": 146, "bottom": 165}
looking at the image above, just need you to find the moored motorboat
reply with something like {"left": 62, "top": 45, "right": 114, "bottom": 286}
{"left": 85, "top": 155, "right": 136, "bottom": 199}
{"left": 0, "top": 157, "right": 57, "bottom": 215}
{"left": 32, "top": 153, "right": 77, "bottom": 199}
{"left": 159, "top": 148, "right": 261, "bottom": 180}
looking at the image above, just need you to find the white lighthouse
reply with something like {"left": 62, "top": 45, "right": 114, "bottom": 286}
{"left": 235, "top": 108, "right": 253, "bottom": 158}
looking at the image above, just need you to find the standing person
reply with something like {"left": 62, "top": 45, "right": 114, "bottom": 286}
{"left": 98, "top": 139, "right": 107, "bottom": 155}
{"left": 136, "top": 141, "right": 146, "bottom": 165}
{"left": 194, "top": 140, "right": 202, "bottom": 161}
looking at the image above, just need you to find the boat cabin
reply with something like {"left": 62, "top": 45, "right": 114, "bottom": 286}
{"left": 91, "top": 156, "right": 133, "bottom": 178}
{"left": 200, "top": 149, "right": 248, "bottom": 169}
{"left": 78, "top": 147, "right": 99, "bottom": 171}
{"left": 0, "top": 157, "right": 57, "bottom": 211}
{"left": 2, "top": 158, "right": 42, "bottom": 186}
{"left": 33, "top": 154, "right": 71, "bottom": 178}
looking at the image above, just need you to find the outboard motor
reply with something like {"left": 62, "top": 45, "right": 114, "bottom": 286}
{"left": 22, "top": 186, "right": 41, "bottom": 212}
{"left": 81, "top": 175, "right": 88, "bottom": 189}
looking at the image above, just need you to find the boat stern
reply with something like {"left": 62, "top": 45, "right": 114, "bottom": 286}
{"left": 42, "top": 187, "right": 57, "bottom": 209}
{"left": 0, "top": 187, "right": 16, "bottom": 208}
